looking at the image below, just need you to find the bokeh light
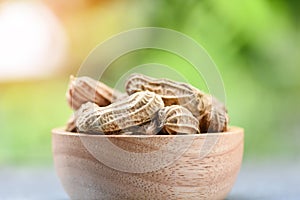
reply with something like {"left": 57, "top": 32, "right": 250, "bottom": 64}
{"left": 0, "top": 2, "right": 67, "bottom": 81}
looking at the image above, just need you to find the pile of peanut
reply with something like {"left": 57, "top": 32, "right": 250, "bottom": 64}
{"left": 65, "top": 74, "right": 229, "bottom": 135}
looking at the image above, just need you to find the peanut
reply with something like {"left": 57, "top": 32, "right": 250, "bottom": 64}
{"left": 157, "top": 105, "right": 199, "bottom": 134}
{"left": 76, "top": 91, "right": 164, "bottom": 134}
{"left": 66, "top": 76, "right": 123, "bottom": 110}
{"left": 125, "top": 74, "right": 204, "bottom": 117}
{"left": 75, "top": 102, "right": 103, "bottom": 133}
{"left": 199, "top": 96, "right": 229, "bottom": 132}
{"left": 126, "top": 73, "right": 202, "bottom": 106}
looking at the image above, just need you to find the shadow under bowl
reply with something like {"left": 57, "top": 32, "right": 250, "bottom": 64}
{"left": 52, "top": 126, "right": 244, "bottom": 200}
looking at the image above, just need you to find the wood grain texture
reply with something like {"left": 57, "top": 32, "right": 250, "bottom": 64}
{"left": 52, "top": 127, "right": 243, "bottom": 200}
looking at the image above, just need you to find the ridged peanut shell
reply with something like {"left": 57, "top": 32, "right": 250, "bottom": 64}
{"left": 66, "top": 76, "right": 122, "bottom": 110}
{"left": 199, "top": 100, "right": 229, "bottom": 133}
{"left": 76, "top": 91, "right": 164, "bottom": 134}
{"left": 158, "top": 105, "right": 199, "bottom": 135}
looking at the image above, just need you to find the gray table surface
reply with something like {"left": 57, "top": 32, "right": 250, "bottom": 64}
{"left": 1, "top": 161, "right": 299, "bottom": 200}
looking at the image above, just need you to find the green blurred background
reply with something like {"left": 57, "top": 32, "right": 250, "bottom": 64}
{"left": 0, "top": 0, "right": 299, "bottom": 166}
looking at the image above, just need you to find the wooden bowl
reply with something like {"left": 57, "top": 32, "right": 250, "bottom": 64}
{"left": 52, "top": 126, "right": 243, "bottom": 200}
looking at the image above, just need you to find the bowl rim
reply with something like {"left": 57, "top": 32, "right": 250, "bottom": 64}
{"left": 52, "top": 126, "right": 243, "bottom": 138}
